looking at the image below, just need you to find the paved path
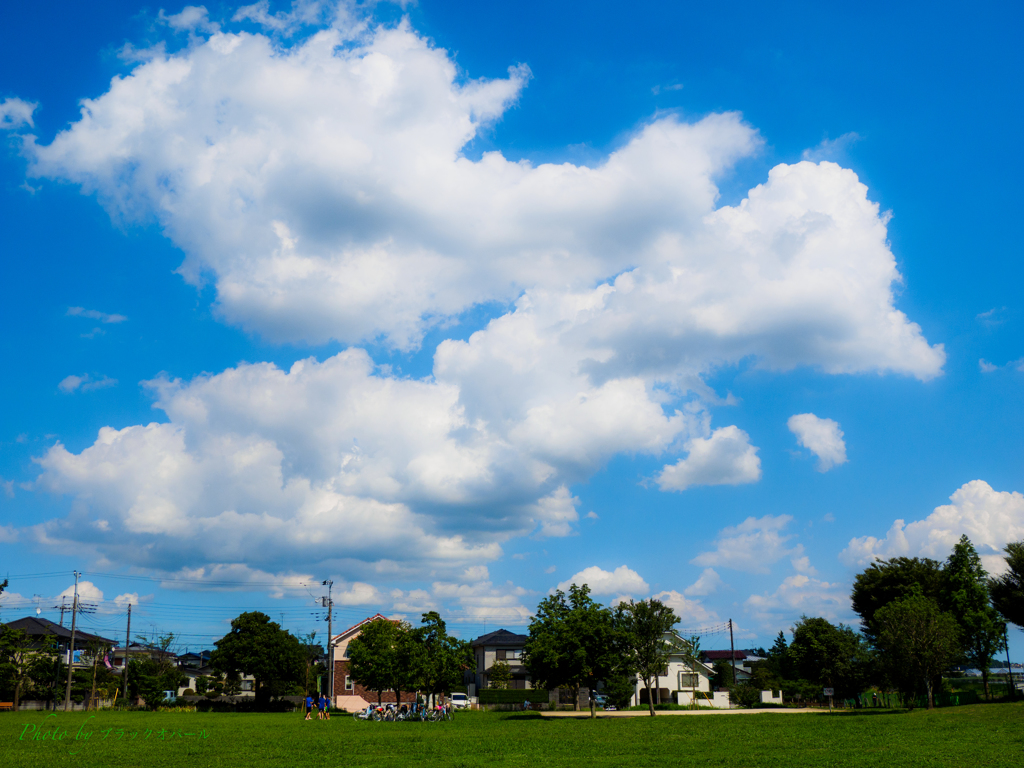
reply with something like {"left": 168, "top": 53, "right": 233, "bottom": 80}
{"left": 539, "top": 707, "right": 825, "bottom": 718}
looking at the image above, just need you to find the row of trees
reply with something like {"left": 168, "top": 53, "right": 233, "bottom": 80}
{"left": 730, "top": 536, "right": 1023, "bottom": 709}
{"left": 346, "top": 612, "right": 471, "bottom": 705}
{"left": 523, "top": 584, "right": 697, "bottom": 717}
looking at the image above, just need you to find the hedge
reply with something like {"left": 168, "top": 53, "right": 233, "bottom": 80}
{"left": 478, "top": 689, "right": 547, "bottom": 704}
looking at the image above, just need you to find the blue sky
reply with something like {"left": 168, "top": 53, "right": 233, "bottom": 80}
{"left": 1, "top": 0, "right": 1022, "bottom": 656}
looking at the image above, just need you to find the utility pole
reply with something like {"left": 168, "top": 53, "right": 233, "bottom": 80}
{"left": 122, "top": 603, "right": 132, "bottom": 702}
{"left": 63, "top": 571, "right": 80, "bottom": 712}
{"left": 729, "top": 619, "right": 736, "bottom": 693}
{"left": 322, "top": 580, "right": 333, "bottom": 702}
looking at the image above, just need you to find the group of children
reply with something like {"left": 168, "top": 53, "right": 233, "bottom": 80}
{"left": 304, "top": 693, "right": 331, "bottom": 720}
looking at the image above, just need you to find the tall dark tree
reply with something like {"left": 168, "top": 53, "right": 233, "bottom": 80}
{"left": 765, "top": 631, "right": 793, "bottom": 680}
{"left": 788, "top": 616, "right": 872, "bottom": 699}
{"left": 942, "top": 535, "right": 1005, "bottom": 699}
{"left": 524, "top": 584, "right": 616, "bottom": 715}
{"left": 874, "top": 594, "right": 959, "bottom": 709}
{"left": 613, "top": 598, "right": 681, "bottom": 716}
{"left": 412, "top": 612, "right": 469, "bottom": 705}
{"left": 211, "top": 611, "right": 304, "bottom": 703}
{"left": 990, "top": 541, "right": 1024, "bottom": 630}
{"left": 851, "top": 557, "right": 944, "bottom": 644}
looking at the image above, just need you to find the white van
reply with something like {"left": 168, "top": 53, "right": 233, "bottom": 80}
{"left": 450, "top": 693, "right": 469, "bottom": 709}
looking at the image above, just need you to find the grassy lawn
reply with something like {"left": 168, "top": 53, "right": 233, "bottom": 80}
{"left": 2, "top": 703, "right": 1022, "bottom": 767}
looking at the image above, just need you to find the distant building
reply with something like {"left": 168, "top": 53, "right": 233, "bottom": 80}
{"left": 469, "top": 629, "right": 532, "bottom": 694}
{"left": 2, "top": 616, "right": 116, "bottom": 666}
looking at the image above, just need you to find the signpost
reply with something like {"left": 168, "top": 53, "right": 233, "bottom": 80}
{"left": 823, "top": 687, "right": 834, "bottom": 712}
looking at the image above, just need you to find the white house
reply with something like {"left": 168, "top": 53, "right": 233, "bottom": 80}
{"left": 629, "top": 632, "right": 723, "bottom": 708}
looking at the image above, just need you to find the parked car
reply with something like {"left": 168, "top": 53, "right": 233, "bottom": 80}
{"left": 591, "top": 693, "right": 608, "bottom": 707}
{"left": 450, "top": 693, "right": 469, "bottom": 709}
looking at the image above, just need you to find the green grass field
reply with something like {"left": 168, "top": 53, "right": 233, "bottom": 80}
{"left": 2, "top": 703, "right": 1022, "bottom": 768}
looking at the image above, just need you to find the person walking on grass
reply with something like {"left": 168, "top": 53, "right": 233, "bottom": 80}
{"left": 305, "top": 693, "right": 314, "bottom": 721}
{"left": 318, "top": 693, "right": 327, "bottom": 720}
{"left": 324, "top": 695, "right": 331, "bottom": 720}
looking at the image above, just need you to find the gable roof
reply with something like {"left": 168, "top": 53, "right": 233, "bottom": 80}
{"left": 2, "top": 616, "right": 117, "bottom": 646}
{"left": 331, "top": 613, "right": 391, "bottom": 645}
{"left": 471, "top": 628, "right": 529, "bottom": 647}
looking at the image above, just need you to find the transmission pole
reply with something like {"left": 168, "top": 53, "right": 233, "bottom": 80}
{"left": 63, "top": 571, "right": 80, "bottom": 711}
{"left": 122, "top": 603, "right": 132, "bottom": 702}
{"left": 322, "top": 580, "right": 334, "bottom": 702}
{"left": 729, "top": 619, "right": 736, "bottom": 692}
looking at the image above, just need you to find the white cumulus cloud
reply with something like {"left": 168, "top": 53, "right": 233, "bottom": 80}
{"left": 744, "top": 573, "right": 852, "bottom": 631}
{"left": 651, "top": 589, "right": 720, "bottom": 626}
{"left": 840, "top": 480, "right": 1024, "bottom": 574}
{"left": 557, "top": 565, "right": 649, "bottom": 597}
{"left": 787, "top": 413, "right": 847, "bottom": 472}
{"left": 657, "top": 426, "right": 761, "bottom": 491}
{"left": 15, "top": 4, "right": 947, "bottom": 581}
{"left": 683, "top": 568, "right": 724, "bottom": 597}
{"left": 692, "top": 515, "right": 801, "bottom": 574}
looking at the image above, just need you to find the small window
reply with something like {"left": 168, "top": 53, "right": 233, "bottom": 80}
{"left": 496, "top": 649, "right": 506, "bottom": 660}
{"left": 507, "top": 649, "right": 523, "bottom": 660}
{"left": 345, "top": 675, "right": 353, "bottom": 691}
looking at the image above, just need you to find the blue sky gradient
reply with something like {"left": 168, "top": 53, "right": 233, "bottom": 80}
{"left": 1, "top": 1, "right": 1022, "bottom": 655}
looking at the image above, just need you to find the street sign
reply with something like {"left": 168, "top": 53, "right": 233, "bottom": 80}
{"left": 823, "top": 688, "right": 834, "bottom": 697}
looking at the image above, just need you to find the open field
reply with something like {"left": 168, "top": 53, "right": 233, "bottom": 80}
{"left": 2, "top": 703, "right": 1022, "bottom": 768}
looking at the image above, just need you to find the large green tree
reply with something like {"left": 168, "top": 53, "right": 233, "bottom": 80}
{"left": 851, "top": 557, "right": 944, "bottom": 644}
{"left": 788, "top": 616, "right": 872, "bottom": 699}
{"left": 942, "top": 535, "right": 1005, "bottom": 699}
{"left": 874, "top": 594, "right": 959, "bottom": 709}
{"left": 524, "top": 584, "right": 616, "bottom": 716}
{"left": 412, "top": 612, "right": 469, "bottom": 705}
{"left": 990, "top": 541, "right": 1024, "bottom": 630}
{"left": 211, "top": 611, "right": 304, "bottom": 703}
{"left": 347, "top": 618, "right": 403, "bottom": 705}
{"left": 613, "top": 598, "right": 681, "bottom": 716}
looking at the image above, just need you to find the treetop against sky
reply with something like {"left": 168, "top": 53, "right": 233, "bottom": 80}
{"left": 0, "top": 0, "right": 1021, "bottom": 649}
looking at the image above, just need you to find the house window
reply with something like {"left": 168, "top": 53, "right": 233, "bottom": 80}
{"left": 498, "top": 648, "right": 522, "bottom": 660}
{"left": 678, "top": 673, "right": 698, "bottom": 689}
{"left": 345, "top": 675, "right": 353, "bottom": 691}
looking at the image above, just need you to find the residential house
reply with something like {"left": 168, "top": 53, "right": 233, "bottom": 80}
{"left": 2, "top": 616, "right": 116, "bottom": 666}
{"left": 109, "top": 641, "right": 176, "bottom": 669}
{"left": 329, "top": 614, "right": 417, "bottom": 710}
{"left": 701, "top": 649, "right": 760, "bottom": 684}
{"left": 630, "top": 632, "right": 718, "bottom": 707}
{"left": 469, "top": 629, "right": 532, "bottom": 695}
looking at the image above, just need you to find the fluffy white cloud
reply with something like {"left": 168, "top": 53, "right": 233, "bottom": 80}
{"left": 0, "top": 97, "right": 35, "bottom": 130}
{"left": 657, "top": 426, "right": 761, "bottom": 491}
{"left": 557, "top": 565, "right": 649, "bottom": 597}
{"left": 683, "top": 568, "right": 724, "bottom": 597}
{"left": 650, "top": 590, "right": 720, "bottom": 627}
{"left": 24, "top": 10, "right": 942, "bottom": 380}
{"left": 841, "top": 480, "right": 1024, "bottom": 574}
{"left": 788, "top": 413, "right": 847, "bottom": 471}
{"left": 58, "top": 580, "right": 104, "bottom": 604}
{"left": 744, "top": 573, "right": 852, "bottom": 630}
{"left": 692, "top": 515, "right": 800, "bottom": 574}
{"left": 432, "top": 569, "right": 532, "bottom": 623}
{"left": 19, "top": 5, "right": 946, "bottom": 581}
